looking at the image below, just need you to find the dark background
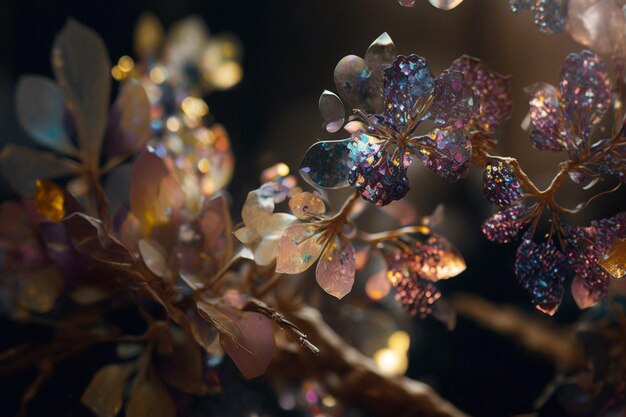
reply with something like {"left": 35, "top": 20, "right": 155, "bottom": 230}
{"left": 0, "top": 1, "right": 624, "bottom": 416}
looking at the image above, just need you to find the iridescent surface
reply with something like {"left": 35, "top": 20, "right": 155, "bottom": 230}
{"left": 300, "top": 138, "right": 353, "bottom": 189}
{"left": 482, "top": 204, "right": 532, "bottom": 244}
{"left": 414, "top": 233, "right": 466, "bottom": 281}
{"left": 319, "top": 90, "right": 345, "bottom": 133}
{"left": 449, "top": 56, "right": 513, "bottom": 134}
{"left": 315, "top": 240, "right": 356, "bottom": 300}
{"left": 289, "top": 192, "right": 326, "bottom": 220}
{"left": 568, "top": 0, "right": 626, "bottom": 54}
{"left": 509, "top": 0, "right": 568, "bottom": 34}
{"left": 515, "top": 236, "right": 567, "bottom": 315}
{"left": 428, "top": 0, "right": 465, "bottom": 9}
{"left": 429, "top": 69, "right": 475, "bottom": 129}
{"left": 413, "top": 129, "right": 471, "bottom": 182}
{"left": 483, "top": 158, "right": 522, "bottom": 207}
{"left": 525, "top": 82, "right": 568, "bottom": 151}
{"left": 275, "top": 223, "right": 324, "bottom": 274}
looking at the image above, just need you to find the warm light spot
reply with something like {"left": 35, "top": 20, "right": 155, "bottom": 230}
{"left": 388, "top": 331, "right": 410, "bottom": 353}
{"left": 118, "top": 55, "right": 134, "bottom": 72}
{"left": 197, "top": 158, "right": 211, "bottom": 174}
{"left": 111, "top": 66, "right": 125, "bottom": 80}
{"left": 149, "top": 66, "right": 167, "bottom": 84}
{"left": 181, "top": 96, "right": 209, "bottom": 120}
{"left": 373, "top": 347, "right": 408, "bottom": 376}
{"left": 276, "top": 162, "right": 290, "bottom": 177}
{"left": 35, "top": 179, "right": 65, "bottom": 222}
{"left": 166, "top": 116, "right": 180, "bottom": 132}
{"left": 321, "top": 395, "right": 337, "bottom": 408}
{"left": 211, "top": 61, "right": 243, "bottom": 89}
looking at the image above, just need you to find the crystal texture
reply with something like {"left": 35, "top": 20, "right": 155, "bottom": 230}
{"left": 483, "top": 158, "right": 522, "bottom": 207}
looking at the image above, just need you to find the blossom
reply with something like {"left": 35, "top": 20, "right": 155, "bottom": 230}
{"left": 509, "top": 0, "right": 569, "bottom": 34}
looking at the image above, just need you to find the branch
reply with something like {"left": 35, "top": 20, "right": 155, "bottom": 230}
{"left": 271, "top": 305, "right": 470, "bottom": 417}
{"left": 450, "top": 294, "right": 587, "bottom": 370}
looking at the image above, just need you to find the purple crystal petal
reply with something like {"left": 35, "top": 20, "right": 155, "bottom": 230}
{"left": 534, "top": 0, "right": 568, "bottom": 34}
{"left": 430, "top": 69, "right": 476, "bottom": 129}
{"left": 449, "top": 56, "right": 513, "bottom": 133}
{"left": 483, "top": 158, "right": 522, "bottom": 207}
{"left": 412, "top": 129, "right": 471, "bottom": 182}
{"left": 525, "top": 82, "right": 568, "bottom": 151}
{"left": 383, "top": 55, "right": 435, "bottom": 129}
{"left": 482, "top": 204, "right": 532, "bottom": 244}
{"left": 514, "top": 236, "right": 567, "bottom": 315}
{"left": 559, "top": 50, "right": 611, "bottom": 143}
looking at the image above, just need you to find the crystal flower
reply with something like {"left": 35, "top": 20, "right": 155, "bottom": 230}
{"left": 0, "top": 20, "right": 151, "bottom": 196}
{"left": 302, "top": 34, "right": 512, "bottom": 206}
{"left": 509, "top": 0, "right": 569, "bottom": 34}
{"left": 483, "top": 157, "right": 522, "bottom": 207}
{"left": 482, "top": 204, "right": 534, "bottom": 244}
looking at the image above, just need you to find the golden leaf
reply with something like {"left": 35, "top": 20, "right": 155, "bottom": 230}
{"left": 82, "top": 363, "right": 134, "bottom": 417}
{"left": 35, "top": 179, "right": 65, "bottom": 221}
{"left": 599, "top": 239, "right": 626, "bottom": 279}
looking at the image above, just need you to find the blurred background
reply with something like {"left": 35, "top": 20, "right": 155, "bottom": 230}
{"left": 0, "top": 1, "right": 624, "bottom": 416}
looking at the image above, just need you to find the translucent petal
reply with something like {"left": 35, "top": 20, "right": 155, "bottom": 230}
{"left": 300, "top": 138, "right": 353, "bottom": 189}
{"left": 568, "top": 0, "right": 626, "bottom": 54}
{"left": 515, "top": 236, "right": 567, "bottom": 315}
{"left": 256, "top": 213, "right": 297, "bottom": 238}
{"left": 103, "top": 79, "right": 151, "bottom": 159}
{"left": 334, "top": 33, "right": 396, "bottom": 114}
{"left": 571, "top": 274, "right": 603, "bottom": 309}
{"left": 233, "top": 226, "right": 256, "bottom": 245}
{"left": 138, "top": 239, "right": 169, "bottom": 279}
{"left": 559, "top": 50, "right": 611, "bottom": 139}
{"left": 82, "top": 363, "right": 134, "bottom": 417}
{"left": 449, "top": 56, "right": 512, "bottom": 133}
{"left": 16, "top": 75, "right": 76, "bottom": 155}
{"left": 483, "top": 158, "right": 522, "bottom": 207}
{"left": 430, "top": 69, "right": 475, "bottom": 129}
{"left": 130, "top": 148, "right": 170, "bottom": 229}
{"left": 253, "top": 235, "right": 281, "bottom": 266}
{"left": 412, "top": 129, "right": 471, "bottom": 182}
{"left": 315, "top": 240, "right": 356, "bottom": 299}
{"left": 0, "top": 145, "right": 78, "bottom": 194}
{"left": 482, "top": 204, "right": 532, "bottom": 244}
{"left": 275, "top": 223, "right": 324, "bottom": 274}
{"left": 398, "top": 0, "right": 416, "bottom": 6}
{"left": 52, "top": 19, "right": 111, "bottom": 165}
{"left": 415, "top": 233, "right": 466, "bottom": 281}
{"left": 319, "top": 90, "right": 345, "bottom": 133}
{"left": 289, "top": 192, "right": 326, "bottom": 219}
{"left": 428, "top": 0, "right": 464, "bottom": 10}
{"left": 525, "top": 82, "right": 568, "bottom": 151}
{"left": 383, "top": 55, "right": 435, "bottom": 128}
{"left": 365, "top": 268, "right": 392, "bottom": 300}
{"left": 220, "top": 312, "right": 276, "bottom": 379}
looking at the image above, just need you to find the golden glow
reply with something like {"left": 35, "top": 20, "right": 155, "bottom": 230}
{"left": 276, "top": 162, "right": 290, "bottom": 177}
{"left": 211, "top": 62, "right": 243, "bottom": 90}
{"left": 149, "top": 66, "right": 167, "bottom": 84}
{"left": 35, "top": 179, "right": 65, "bottom": 222}
{"left": 118, "top": 55, "right": 134, "bottom": 72}
{"left": 181, "top": 96, "right": 209, "bottom": 120}
{"left": 598, "top": 239, "right": 626, "bottom": 279}
{"left": 373, "top": 348, "right": 408, "bottom": 376}
{"left": 166, "top": 116, "right": 181, "bottom": 132}
{"left": 111, "top": 66, "right": 125, "bottom": 81}
{"left": 197, "top": 158, "right": 211, "bottom": 174}
{"left": 388, "top": 331, "right": 410, "bottom": 353}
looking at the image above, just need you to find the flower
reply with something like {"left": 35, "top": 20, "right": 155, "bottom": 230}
{"left": 301, "top": 34, "right": 512, "bottom": 206}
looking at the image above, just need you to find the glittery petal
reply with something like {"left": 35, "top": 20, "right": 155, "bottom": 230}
{"left": 414, "top": 233, "right": 466, "bottom": 281}
{"left": 482, "top": 204, "right": 532, "bottom": 244}
{"left": 300, "top": 138, "right": 353, "bottom": 189}
{"left": 383, "top": 55, "right": 435, "bottom": 128}
{"left": 534, "top": 0, "right": 568, "bottom": 34}
{"left": 412, "top": 129, "right": 471, "bottom": 182}
{"left": 430, "top": 69, "right": 475, "bottom": 129}
{"left": 395, "top": 276, "right": 441, "bottom": 318}
{"left": 515, "top": 236, "right": 567, "bottom": 315}
{"left": 525, "top": 82, "right": 568, "bottom": 151}
{"left": 315, "top": 240, "right": 356, "bottom": 299}
{"left": 319, "top": 90, "right": 345, "bottom": 133}
{"left": 449, "top": 56, "right": 513, "bottom": 133}
{"left": 483, "top": 158, "right": 522, "bottom": 207}
{"left": 289, "top": 192, "right": 326, "bottom": 220}
{"left": 559, "top": 50, "right": 611, "bottom": 140}
{"left": 16, "top": 76, "right": 76, "bottom": 155}
{"left": 275, "top": 223, "right": 324, "bottom": 274}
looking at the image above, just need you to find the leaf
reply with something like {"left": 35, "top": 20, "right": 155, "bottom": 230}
{"left": 62, "top": 212, "right": 134, "bottom": 267}
{"left": 52, "top": 19, "right": 111, "bottom": 166}
{"left": 138, "top": 239, "right": 168, "bottom": 279}
{"left": 571, "top": 275, "right": 602, "bottom": 309}
{"left": 275, "top": 223, "right": 324, "bottom": 274}
{"left": 0, "top": 145, "right": 78, "bottom": 194}
{"left": 196, "top": 301, "right": 242, "bottom": 343}
{"left": 15, "top": 75, "right": 76, "bottom": 155}
{"left": 82, "top": 363, "right": 134, "bottom": 417}
{"left": 315, "top": 240, "right": 355, "bottom": 299}
{"left": 157, "top": 328, "right": 203, "bottom": 393}
{"left": 126, "top": 368, "right": 175, "bottom": 417}
{"left": 103, "top": 79, "right": 151, "bottom": 159}
{"left": 220, "top": 312, "right": 276, "bottom": 379}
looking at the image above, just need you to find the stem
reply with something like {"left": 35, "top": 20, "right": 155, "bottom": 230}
{"left": 85, "top": 168, "right": 112, "bottom": 233}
